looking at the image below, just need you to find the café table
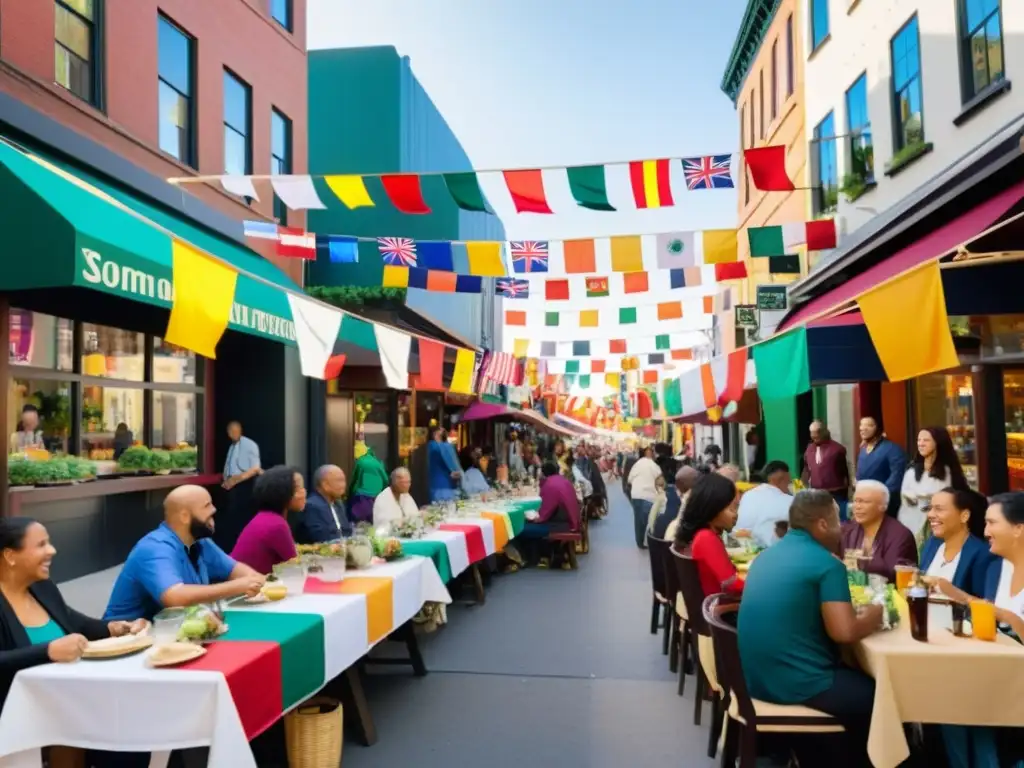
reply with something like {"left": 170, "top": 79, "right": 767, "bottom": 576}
{"left": 854, "top": 602, "right": 1024, "bottom": 767}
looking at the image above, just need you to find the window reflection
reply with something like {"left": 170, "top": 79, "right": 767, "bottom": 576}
{"left": 915, "top": 373, "right": 977, "bottom": 489}
{"left": 81, "top": 323, "right": 144, "bottom": 380}
{"left": 81, "top": 384, "right": 143, "bottom": 464}
{"left": 153, "top": 391, "right": 196, "bottom": 450}
{"left": 153, "top": 337, "right": 197, "bottom": 383}
{"left": 9, "top": 309, "right": 73, "bottom": 370}
{"left": 7, "top": 379, "right": 71, "bottom": 454}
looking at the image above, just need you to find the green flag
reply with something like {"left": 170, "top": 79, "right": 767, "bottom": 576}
{"left": 663, "top": 378, "right": 683, "bottom": 417}
{"left": 748, "top": 225, "right": 786, "bottom": 257}
{"left": 443, "top": 172, "right": 488, "bottom": 212}
{"left": 752, "top": 328, "right": 810, "bottom": 400}
{"left": 579, "top": 374, "right": 591, "bottom": 389}
{"left": 769, "top": 254, "right": 801, "bottom": 274}
{"left": 566, "top": 165, "right": 616, "bottom": 211}
{"left": 565, "top": 360, "right": 580, "bottom": 374}
{"left": 655, "top": 334, "right": 670, "bottom": 350}
{"left": 619, "top": 306, "right": 637, "bottom": 325}
{"left": 545, "top": 311, "right": 560, "bottom": 327}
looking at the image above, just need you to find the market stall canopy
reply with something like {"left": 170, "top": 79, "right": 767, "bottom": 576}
{"left": 459, "top": 401, "right": 576, "bottom": 438}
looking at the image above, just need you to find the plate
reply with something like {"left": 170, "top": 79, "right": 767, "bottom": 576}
{"left": 83, "top": 634, "right": 154, "bottom": 659}
{"left": 146, "top": 642, "right": 207, "bottom": 667}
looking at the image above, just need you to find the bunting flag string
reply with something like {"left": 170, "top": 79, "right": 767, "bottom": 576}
{"left": 542, "top": 354, "right": 696, "bottom": 375}
{"left": 505, "top": 296, "right": 718, "bottom": 332}
{"left": 170, "top": 145, "right": 799, "bottom": 214}
{"left": 507, "top": 329, "right": 713, "bottom": 359}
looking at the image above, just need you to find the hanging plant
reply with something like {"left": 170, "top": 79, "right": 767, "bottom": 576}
{"left": 307, "top": 285, "right": 407, "bottom": 308}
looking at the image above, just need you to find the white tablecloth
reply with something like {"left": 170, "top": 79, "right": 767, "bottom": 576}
{"left": 457, "top": 517, "right": 498, "bottom": 557}
{"left": 419, "top": 529, "right": 471, "bottom": 579}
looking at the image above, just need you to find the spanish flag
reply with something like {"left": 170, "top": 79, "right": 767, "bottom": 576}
{"left": 628, "top": 159, "right": 674, "bottom": 209}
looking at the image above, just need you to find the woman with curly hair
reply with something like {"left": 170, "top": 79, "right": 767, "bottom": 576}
{"left": 898, "top": 426, "right": 969, "bottom": 546}
{"left": 231, "top": 465, "right": 304, "bottom": 574}
{"left": 674, "top": 472, "right": 744, "bottom": 597}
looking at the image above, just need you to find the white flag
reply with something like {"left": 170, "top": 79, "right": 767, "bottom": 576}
{"left": 270, "top": 176, "right": 326, "bottom": 210}
{"left": 373, "top": 325, "right": 411, "bottom": 389}
{"left": 286, "top": 294, "right": 343, "bottom": 379}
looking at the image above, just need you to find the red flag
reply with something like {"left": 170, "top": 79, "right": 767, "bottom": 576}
{"left": 642, "top": 370, "right": 658, "bottom": 385}
{"left": 714, "top": 261, "right": 748, "bottom": 281}
{"left": 609, "top": 339, "right": 627, "bottom": 354}
{"left": 323, "top": 354, "right": 346, "bottom": 380}
{"left": 380, "top": 174, "right": 431, "bottom": 214}
{"left": 276, "top": 227, "right": 316, "bottom": 259}
{"left": 744, "top": 145, "right": 795, "bottom": 191}
{"left": 590, "top": 359, "right": 606, "bottom": 373}
{"left": 718, "top": 349, "right": 749, "bottom": 406}
{"left": 417, "top": 338, "right": 444, "bottom": 389}
{"left": 805, "top": 219, "right": 837, "bottom": 250}
{"left": 545, "top": 279, "right": 570, "bottom": 301}
{"left": 503, "top": 169, "right": 552, "bottom": 214}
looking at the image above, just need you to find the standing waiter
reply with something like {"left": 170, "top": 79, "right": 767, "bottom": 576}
{"left": 220, "top": 420, "right": 262, "bottom": 550}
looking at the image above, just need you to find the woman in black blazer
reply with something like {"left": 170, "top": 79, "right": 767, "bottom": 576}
{"left": 0, "top": 517, "right": 148, "bottom": 767}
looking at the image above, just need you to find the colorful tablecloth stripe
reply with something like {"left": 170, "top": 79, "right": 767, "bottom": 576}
{"left": 401, "top": 539, "right": 452, "bottom": 583}
{"left": 439, "top": 524, "right": 487, "bottom": 563}
{"left": 479, "top": 511, "right": 511, "bottom": 550}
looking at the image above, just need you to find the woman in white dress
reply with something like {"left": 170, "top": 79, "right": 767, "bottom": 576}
{"left": 898, "top": 427, "right": 968, "bottom": 547}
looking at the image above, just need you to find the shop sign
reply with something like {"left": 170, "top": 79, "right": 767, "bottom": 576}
{"left": 78, "top": 247, "right": 297, "bottom": 344}
{"left": 735, "top": 305, "right": 758, "bottom": 328}
{"left": 756, "top": 285, "right": 788, "bottom": 312}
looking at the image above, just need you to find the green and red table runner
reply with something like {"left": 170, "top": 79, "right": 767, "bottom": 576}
{"left": 439, "top": 524, "right": 487, "bottom": 563}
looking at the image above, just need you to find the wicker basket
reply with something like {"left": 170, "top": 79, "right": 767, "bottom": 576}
{"left": 284, "top": 697, "right": 343, "bottom": 768}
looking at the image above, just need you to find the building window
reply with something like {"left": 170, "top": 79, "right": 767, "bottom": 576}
{"left": 845, "top": 72, "right": 874, "bottom": 183}
{"left": 223, "top": 70, "right": 252, "bottom": 176}
{"left": 271, "top": 109, "right": 292, "bottom": 224}
{"left": 270, "top": 0, "right": 292, "bottom": 32}
{"left": 959, "top": 0, "right": 1004, "bottom": 101}
{"left": 891, "top": 15, "right": 924, "bottom": 151}
{"left": 54, "top": 0, "right": 98, "bottom": 105}
{"left": 770, "top": 40, "right": 778, "bottom": 121}
{"left": 157, "top": 16, "right": 195, "bottom": 168}
{"left": 759, "top": 70, "right": 765, "bottom": 139}
{"left": 786, "top": 15, "right": 795, "bottom": 97}
{"left": 740, "top": 104, "right": 749, "bottom": 206}
{"left": 811, "top": 0, "right": 829, "bottom": 50}
{"left": 813, "top": 112, "right": 838, "bottom": 215}
{"left": 748, "top": 91, "right": 755, "bottom": 148}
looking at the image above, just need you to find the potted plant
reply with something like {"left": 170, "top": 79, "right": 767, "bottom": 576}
{"left": 117, "top": 445, "right": 153, "bottom": 475}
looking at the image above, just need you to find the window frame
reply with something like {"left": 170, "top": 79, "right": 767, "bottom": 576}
{"left": 785, "top": 14, "right": 795, "bottom": 97}
{"left": 270, "top": 0, "right": 293, "bottom": 33}
{"left": 812, "top": 111, "right": 838, "bottom": 217}
{"left": 54, "top": 0, "right": 103, "bottom": 108}
{"left": 740, "top": 102, "right": 749, "bottom": 206}
{"left": 271, "top": 108, "right": 292, "bottom": 225}
{"left": 810, "top": 0, "right": 830, "bottom": 51}
{"left": 759, "top": 70, "right": 765, "bottom": 140}
{"left": 956, "top": 0, "right": 1005, "bottom": 103}
{"left": 770, "top": 39, "right": 778, "bottom": 121}
{"left": 8, "top": 313, "right": 205, "bottom": 469}
{"left": 844, "top": 71, "right": 874, "bottom": 183}
{"left": 223, "top": 68, "right": 253, "bottom": 176}
{"left": 890, "top": 14, "right": 925, "bottom": 153}
{"left": 156, "top": 14, "right": 196, "bottom": 169}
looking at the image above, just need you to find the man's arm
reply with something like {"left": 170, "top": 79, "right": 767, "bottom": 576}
{"left": 229, "top": 560, "right": 264, "bottom": 580}
{"left": 885, "top": 445, "right": 906, "bottom": 499}
{"left": 535, "top": 488, "right": 558, "bottom": 523}
{"left": 818, "top": 560, "right": 882, "bottom": 643}
{"left": 227, "top": 439, "right": 262, "bottom": 487}
{"left": 161, "top": 580, "right": 261, "bottom": 608}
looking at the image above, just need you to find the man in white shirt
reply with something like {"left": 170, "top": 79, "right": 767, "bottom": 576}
{"left": 736, "top": 461, "right": 794, "bottom": 549}
{"left": 373, "top": 467, "right": 421, "bottom": 534}
{"left": 628, "top": 447, "right": 663, "bottom": 549}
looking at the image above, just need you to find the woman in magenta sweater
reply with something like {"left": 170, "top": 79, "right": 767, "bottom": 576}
{"left": 674, "top": 472, "right": 744, "bottom": 598}
{"left": 231, "top": 465, "right": 304, "bottom": 574}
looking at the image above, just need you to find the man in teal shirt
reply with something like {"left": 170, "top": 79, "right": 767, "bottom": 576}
{"left": 739, "top": 490, "right": 883, "bottom": 766}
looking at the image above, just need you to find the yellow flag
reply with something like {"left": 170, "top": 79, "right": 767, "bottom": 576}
{"left": 450, "top": 348, "right": 476, "bottom": 394}
{"left": 579, "top": 309, "right": 599, "bottom": 328}
{"left": 382, "top": 265, "right": 410, "bottom": 288}
{"left": 466, "top": 242, "right": 506, "bottom": 277}
{"left": 604, "top": 373, "right": 621, "bottom": 388}
{"left": 164, "top": 241, "right": 237, "bottom": 359}
{"left": 857, "top": 261, "right": 959, "bottom": 381}
{"left": 610, "top": 236, "right": 644, "bottom": 273}
{"left": 324, "top": 175, "right": 375, "bottom": 209}
{"left": 513, "top": 338, "right": 529, "bottom": 357}
{"left": 703, "top": 229, "right": 739, "bottom": 264}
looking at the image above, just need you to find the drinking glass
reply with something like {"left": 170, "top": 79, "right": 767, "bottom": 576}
{"left": 276, "top": 562, "right": 307, "bottom": 595}
{"left": 152, "top": 609, "right": 184, "bottom": 646}
{"left": 970, "top": 600, "right": 997, "bottom": 641}
{"left": 894, "top": 565, "right": 916, "bottom": 593}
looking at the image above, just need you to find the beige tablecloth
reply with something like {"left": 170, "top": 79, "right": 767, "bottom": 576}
{"left": 855, "top": 604, "right": 1024, "bottom": 767}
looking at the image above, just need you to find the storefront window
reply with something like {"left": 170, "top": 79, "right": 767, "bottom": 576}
{"left": 9, "top": 309, "right": 73, "bottom": 370}
{"left": 397, "top": 393, "right": 415, "bottom": 466}
{"left": 80, "top": 384, "right": 144, "bottom": 460}
{"left": 356, "top": 392, "right": 391, "bottom": 468}
{"left": 915, "top": 373, "right": 977, "bottom": 489}
{"left": 153, "top": 391, "right": 196, "bottom": 450}
{"left": 81, "top": 323, "right": 144, "bottom": 380}
{"left": 153, "top": 337, "right": 198, "bottom": 384}
{"left": 975, "top": 314, "right": 1024, "bottom": 358}
{"left": 7, "top": 378, "right": 71, "bottom": 454}
{"left": 1004, "top": 372, "right": 1024, "bottom": 492}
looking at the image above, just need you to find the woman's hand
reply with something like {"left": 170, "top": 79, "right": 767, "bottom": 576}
{"left": 931, "top": 577, "right": 972, "bottom": 604}
{"left": 47, "top": 634, "right": 88, "bottom": 663}
{"left": 109, "top": 618, "right": 151, "bottom": 637}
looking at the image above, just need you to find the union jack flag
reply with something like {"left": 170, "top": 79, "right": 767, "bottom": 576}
{"left": 510, "top": 241, "right": 549, "bottom": 273}
{"left": 377, "top": 237, "right": 417, "bottom": 266}
{"left": 495, "top": 278, "right": 529, "bottom": 299}
{"left": 681, "top": 154, "right": 735, "bottom": 190}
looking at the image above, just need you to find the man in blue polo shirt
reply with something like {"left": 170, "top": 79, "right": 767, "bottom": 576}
{"left": 104, "top": 484, "right": 265, "bottom": 621}
{"left": 738, "top": 489, "right": 883, "bottom": 767}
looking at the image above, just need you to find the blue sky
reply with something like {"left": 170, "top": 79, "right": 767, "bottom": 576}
{"left": 307, "top": 0, "right": 748, "bottom": 242}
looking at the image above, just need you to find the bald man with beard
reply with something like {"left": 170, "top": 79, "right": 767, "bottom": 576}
{"left": 653, "top": 466, "right": 701, "bottom": 540}
{"left": 104, "top": 485, "right": 265, "bottom": 622}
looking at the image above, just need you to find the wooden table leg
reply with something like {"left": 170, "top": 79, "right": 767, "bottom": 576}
{"left": 471, "top": 563, "right": 486, "bottom": 604}
{"left": 340, "top": 666, "right": 378, "bottom": 746}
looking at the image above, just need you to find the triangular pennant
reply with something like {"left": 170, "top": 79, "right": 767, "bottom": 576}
{"left": 286, "top": 293, "right": 344, "bottom": 379}
{"left": 380, "top": 175, "right": 431, "bottom": 214}
{"left": 373, "top": 324, "right": 412, "bottom": 388}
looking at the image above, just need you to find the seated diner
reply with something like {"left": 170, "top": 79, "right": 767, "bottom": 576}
{"left": 104, "top": 485, "right": 266, "bottom": 621}
{"left": 841, "top": 479, "right": 918, "bottom": 582}
{"left": 460, "top": 448, "right": 492, "bottom": 497}
{"left": 230, "top": 465, "right": 303, "bottom": 574}
{"left": 739, "top": 490, "right": 883, "bottom": 767}
{"left": 735, "top": 459, "right": 793, "bottom": 549}
{"left": 520, "top": 461, "right": 580, "bottom": 566}
{"left": 919, "top": 487, "right": 993, "bottom": 597}
{"left": 294, "top": 464, "right": 352, "bottom": 543}
{"left": 674, "top": 472, "right": 744, "bottom": 597}
{"left": 372, "top": 467, "right": 421, "bottom": 534}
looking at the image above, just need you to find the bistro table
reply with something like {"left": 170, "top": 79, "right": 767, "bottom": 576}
{"left": 0, "top": 555, "right": 449, "bottom": 768}
{"left": 855, "top": 601, "right": 1024, "bottom": 768}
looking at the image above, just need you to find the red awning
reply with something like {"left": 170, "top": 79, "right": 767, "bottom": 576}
{"left": 779, "top": 179, "right": 1024, "bottom": 332}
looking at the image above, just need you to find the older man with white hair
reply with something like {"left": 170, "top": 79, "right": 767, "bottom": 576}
{"left": 372, "top": 467, "right": 421, "bottom": 534}
{"left": 840, "top": 479, "right": 918, "bottom": 581}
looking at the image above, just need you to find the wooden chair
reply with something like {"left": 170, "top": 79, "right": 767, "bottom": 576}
{"left": 645, "top": 533, "right": 674, "bottom": 655}
{"left": 547, "top": 531, "right": 580, "bottom": 569}
{"left": 705, "top": 594, "right": 845, "bottom": 768}
{"left": 671, "top": 548, "right": 719, "bottom": 733}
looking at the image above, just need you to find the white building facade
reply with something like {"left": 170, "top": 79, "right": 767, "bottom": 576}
{"left": 803, "top": 0, "right": 1019, "bottom": 238}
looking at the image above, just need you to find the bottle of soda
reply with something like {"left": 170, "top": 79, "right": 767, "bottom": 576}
{"left": 908, "top": 579, "right": 929, "bottom": 642}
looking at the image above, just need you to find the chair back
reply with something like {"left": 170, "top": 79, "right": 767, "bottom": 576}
{"left": 646, "top": 533, "right": 672, "bottom": 597}
{"left": 704, "top": 594, "right": 756, "bottom": 725}
{"left": 672, "top": 547, "right": 709, "bottom": 635}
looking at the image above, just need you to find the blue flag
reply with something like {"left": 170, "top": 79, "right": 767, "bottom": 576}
{"left": 317, "top": 235, "right": 358, "bottom": 263}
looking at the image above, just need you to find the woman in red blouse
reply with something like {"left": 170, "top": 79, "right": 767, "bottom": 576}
{"left": 674, "top": 472, "right": 744, "bottom": 597}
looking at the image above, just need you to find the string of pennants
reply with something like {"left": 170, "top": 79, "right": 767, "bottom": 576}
{"left": 507, "top": 328, "right": 714, "bottom": 359}
{"left": 175, "top": 145, "right": 797, "bottom": 215}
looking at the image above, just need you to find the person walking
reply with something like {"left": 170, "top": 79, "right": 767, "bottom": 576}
{"left": 627, "top": 445, "right": 661, "bottom": 549}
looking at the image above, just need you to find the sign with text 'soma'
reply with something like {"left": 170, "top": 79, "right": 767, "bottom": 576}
{"left": 756, "top": 285, "right": 788, "bottom": 312}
